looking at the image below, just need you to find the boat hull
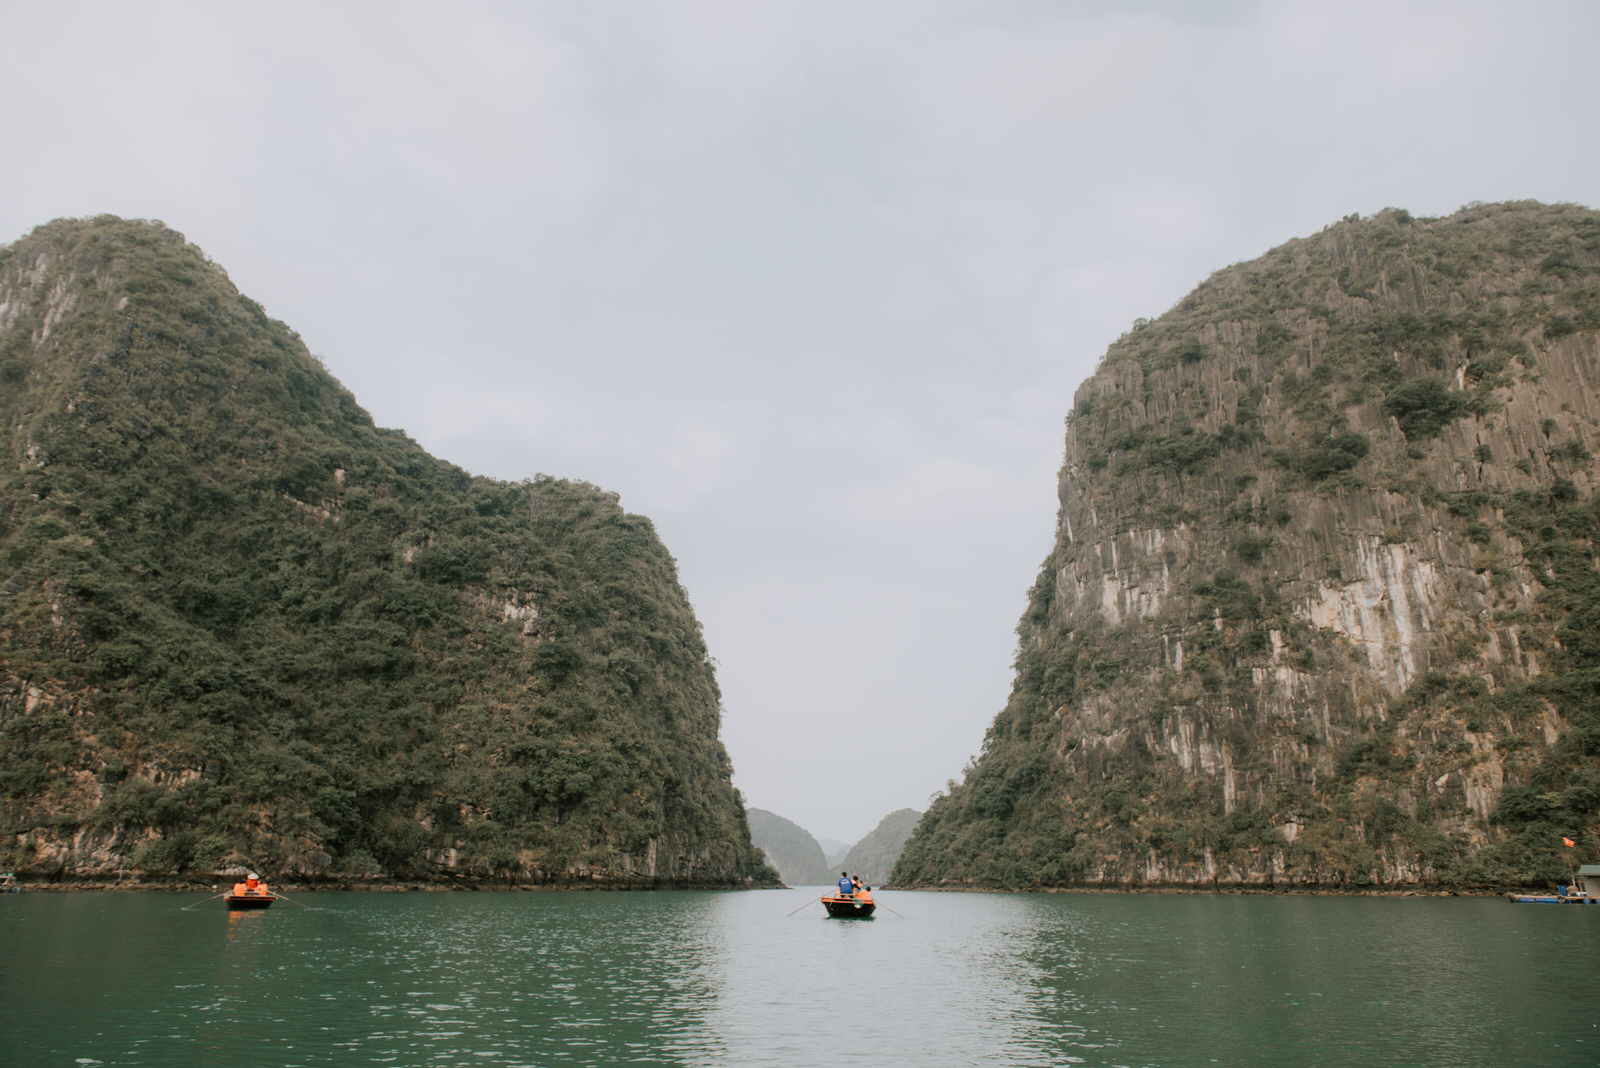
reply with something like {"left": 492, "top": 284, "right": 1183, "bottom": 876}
{"left": 821, "top": 895, "right": 875, "bottom": 918}
{"left": 225, "top": 894, "right": 275, "bottom": 909}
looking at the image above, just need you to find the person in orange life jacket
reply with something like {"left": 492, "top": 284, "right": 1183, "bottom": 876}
{"left": 856, "top": 884, "right": 874, "bottom": 904}
{"left": 837, "top": 872, "right": 854, "bottom": 897}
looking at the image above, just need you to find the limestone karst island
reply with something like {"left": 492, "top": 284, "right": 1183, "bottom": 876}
{"left": 892, "top": 200, "right": 1600, "bottom": 892}
{"left": 5, "top": 202, "right": 1600, "bottom": 894}
{"left": 0, "top": 216, "right": 776, "bottom": 888}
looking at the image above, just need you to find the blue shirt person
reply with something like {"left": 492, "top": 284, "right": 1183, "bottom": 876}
{"left": 837, "top": 872, "right": 854, "bottom": 897}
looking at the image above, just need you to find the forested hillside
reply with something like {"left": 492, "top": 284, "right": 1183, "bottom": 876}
{"left": 0, "top": 216, "right": 777, "bottom": 886}
{"left": 896, "top": 201, "right": 1600, "bottom": 890}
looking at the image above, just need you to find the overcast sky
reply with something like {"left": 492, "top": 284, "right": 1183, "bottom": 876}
{"left": 5, "top": 1, "right": 1599, "bottom": 843}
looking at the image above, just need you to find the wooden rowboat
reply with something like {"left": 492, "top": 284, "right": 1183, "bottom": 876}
{"left": 821, "top": 894, "right": 875, "bottom": 918}
{"left": 225, "top": 873, "right": 277, "bottom": 909}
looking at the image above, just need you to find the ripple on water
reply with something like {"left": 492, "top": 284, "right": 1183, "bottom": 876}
{"left": 1, "top": 889, "right": 1595, "bottom": 1066}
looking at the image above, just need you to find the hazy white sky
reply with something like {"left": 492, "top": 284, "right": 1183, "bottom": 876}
{"left": 5, "top": 0, "right": 1598, "bottom": 843}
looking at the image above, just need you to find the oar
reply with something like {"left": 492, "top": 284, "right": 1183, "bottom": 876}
{"left": 268, "top": 888, "right": 314, "bottom": 909}
{"left": 181, "top": 891, "right": 230, "bottom": 911}
{"left": 877, "top": 902, "right": 906, "bottom": 918}
{"left": 786, "top": 896, "right": 823, "bottom": 917}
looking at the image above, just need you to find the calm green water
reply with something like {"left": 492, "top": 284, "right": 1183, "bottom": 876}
{"left": 1, "top": 888, "right": 1593, "bottom": 1066}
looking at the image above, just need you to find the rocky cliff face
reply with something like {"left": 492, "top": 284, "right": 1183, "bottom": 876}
{"left": 896, "top": 201, "right": 1600, "bottom": 890}
{"left": 0, "top": 216, "right": 777, "bottom": 887}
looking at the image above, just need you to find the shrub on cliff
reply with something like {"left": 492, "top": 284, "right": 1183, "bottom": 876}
{"left": 1382, "top": 377, "right": 1470, "bottom": 440}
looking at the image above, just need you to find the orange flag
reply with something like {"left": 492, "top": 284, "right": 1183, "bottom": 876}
{"left": 1563, "top": 837, "right": 1576, "bottom": 847}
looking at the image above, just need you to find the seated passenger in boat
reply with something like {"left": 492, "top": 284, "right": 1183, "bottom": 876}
{"left": 837, "top": 872, "right": 855, "bottom": 898}
{"left": 857, "top": 885, "right": 873, "bottom": 904}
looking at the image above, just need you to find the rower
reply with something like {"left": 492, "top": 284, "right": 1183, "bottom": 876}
{"left": 837, "top": 871, "right": 854, "bottom": 898}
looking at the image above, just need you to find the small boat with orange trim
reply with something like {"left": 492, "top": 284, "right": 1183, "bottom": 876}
{"left": 821, "top": 892, "right": 875, "bottom": 918}
{"left": 224, "top": 872, "right": 277, "bottom": 909}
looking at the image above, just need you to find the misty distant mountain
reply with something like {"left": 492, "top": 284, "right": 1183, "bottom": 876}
{"left": 746, "top": 809, "right": 832, "bottom": 885}
{"left": 840, "top": 809, "right": 921, "bottom": 884}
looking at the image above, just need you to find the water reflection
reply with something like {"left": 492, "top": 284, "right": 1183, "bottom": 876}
{"left": 190, "top": 908, "right": 271, "bottom": 1066}
{"left": 999, "top": 892, "right": 1600, "bottom": 1067}
{"left": 692, "top": 889, "right": 1097, "bottom": 1065}
{"left": 269, "top": 891, "right": 727, "bottom": 1066}
{"left": 2, "top": 889, "right": 1595, "bottom": 1066}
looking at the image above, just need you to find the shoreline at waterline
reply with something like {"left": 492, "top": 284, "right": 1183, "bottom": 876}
{"left": 883, "top": 882, "right": 1537, "bottom": 898}
{"left": 4, "top": 878, "right": 1562, "bottom": 897}
{"left": 4, "top": 876, "right": 788, "bottom": 893}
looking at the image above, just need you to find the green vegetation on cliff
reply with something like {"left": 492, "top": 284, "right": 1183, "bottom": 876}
{"left": 896, "top": 201, "right": 1600, "bottom": 890}
{"left": 0, "top": 216, "right": 776, "bottom": 885}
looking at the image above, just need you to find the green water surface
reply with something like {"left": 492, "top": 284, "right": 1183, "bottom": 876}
{"left": 0, "top": 889, "right": 1592, "bottom": 1066}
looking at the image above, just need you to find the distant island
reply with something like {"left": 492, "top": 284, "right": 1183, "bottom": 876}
{"left": 748, "top": 807, "right": 919, "bottom": 886}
